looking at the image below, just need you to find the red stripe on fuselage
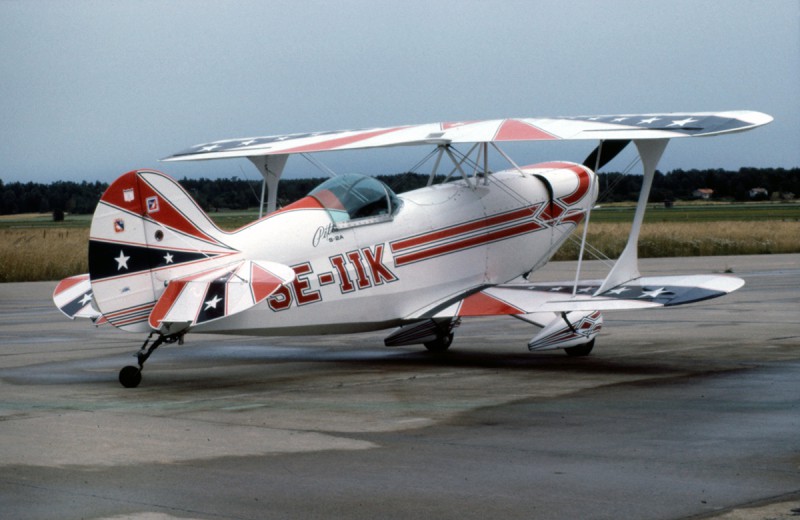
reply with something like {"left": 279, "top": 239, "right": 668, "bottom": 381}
{"left": 394, "top": 220, "right": 543, "bottom": 266}
{"left": 271, "top": 196, "right": 324, "bottom": 214}
{"left": 391, "top": 206, "right": 539, "bottom": 253}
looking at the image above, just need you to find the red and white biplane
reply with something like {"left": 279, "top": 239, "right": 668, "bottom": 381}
{"left": 53, "top": 111, "right": 772, "bottom": 387}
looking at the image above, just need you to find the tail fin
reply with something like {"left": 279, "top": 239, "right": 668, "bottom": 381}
{"left": 88, "top": 169, "right": 239, "bottom": 331}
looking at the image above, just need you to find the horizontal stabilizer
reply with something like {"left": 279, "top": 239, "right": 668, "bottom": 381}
{"left": 53, "top": 274, "right": 103, "bottom": 322}
{"left": 148, "top": 260, "right": 295, "bottom": 334}
{"left": 420, "top": 274, "right": 744, "bottom": 319}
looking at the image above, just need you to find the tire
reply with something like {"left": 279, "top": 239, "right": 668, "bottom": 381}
{"left": 424, "top": 332, "right": 454, "bottom": 352}
{"left": 119, "top": 365, "right": 142, "bottom": 388}
{"left": 564, "top": 339, "right": 595, "bottom": 357}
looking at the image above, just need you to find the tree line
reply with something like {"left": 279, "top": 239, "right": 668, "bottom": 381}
{"left": 597, "top": 167, "right": 799, "bottom": 203}
{"left": 0, "top": 167, "right": 797, "bottom": 216}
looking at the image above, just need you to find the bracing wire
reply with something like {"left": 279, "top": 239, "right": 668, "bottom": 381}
{"left": 569, "top": 148, "right": 643, "bottom": 273}
{"left": 596, "top": 155, "right": 641, "bottom": 204}
{"left": 300, "top": 153, "right": 338, "bottom": 177}
{"left": 405, "top": 146, "right": 442, "bottom": 175}
{"left": 238, "top": 164, "right": 265, "bottom": 206}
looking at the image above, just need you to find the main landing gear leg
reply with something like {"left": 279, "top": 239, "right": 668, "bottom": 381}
{"left": 119, "top": 332, "right": 183, "bottom": 388}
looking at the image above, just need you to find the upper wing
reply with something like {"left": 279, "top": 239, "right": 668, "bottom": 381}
{"left": 409, "top": 274, "right": 745, "bottom": 319}
{"left": 162, "top": 111, "right": 772, "bottom": 162}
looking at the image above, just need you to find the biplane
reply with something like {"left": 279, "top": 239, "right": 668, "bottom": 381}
{"left": 53, "top": 111, "right": 772, "bottom": 387}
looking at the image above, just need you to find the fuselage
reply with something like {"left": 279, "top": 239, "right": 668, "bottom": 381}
{"left": 193, "top": 162, "right": 597, "bottom": 336}
{"left": 86, "top": 162, "right": 595, "bottom": 336}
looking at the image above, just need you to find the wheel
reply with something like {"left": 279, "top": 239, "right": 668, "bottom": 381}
{"left": 424, "top": 332, "right": 454, "bottom": 352}
{"left": 564, "top": 339, "right": 595, "bottom": 357}
{"left": 119, "top": 365, "right": 142, "bottom": 388}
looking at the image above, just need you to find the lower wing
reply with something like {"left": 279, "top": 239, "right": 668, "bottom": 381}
{"left": 397, "top": 273, "right": 742, "bottom": 352}
{"left": 414, "top": 274, "right": 744, "bottom": 319}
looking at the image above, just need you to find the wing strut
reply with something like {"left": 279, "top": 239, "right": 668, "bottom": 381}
{"left": 249, "top": 154, "right": 288, "bottom": 217}
{"left": 427, "top": 146, "right": 446, "bottom": 186}
{"left": 595, "top": 138, "right": 668, "bottom": 294}
{"left": 481, "top": 142, "right": 489, "bottom": 186}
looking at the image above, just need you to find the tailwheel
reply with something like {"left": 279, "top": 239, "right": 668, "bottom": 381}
{"left": 564, "top": 339, "right": 595, "bottom": 357}
{"left": 119, "top": 365, "right": 142, "bottom": 388}
{"left": 424, "top": 332, "right": 454, "bottom": 352}
{"left": 118, "top": 331, "right": 183, "bottom": 388}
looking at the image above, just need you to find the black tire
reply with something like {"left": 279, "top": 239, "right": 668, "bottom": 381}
{"left": 564, "top": 339, "right": 595, "bottom": 357}
{"left": 424, "top": 332, "right": 454, "bottom": 352}
{"left": 119, "top": 365, "right": 142, "bottom": 388}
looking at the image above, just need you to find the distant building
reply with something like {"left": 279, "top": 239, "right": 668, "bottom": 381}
{"left": 749, "top": 187, "right": 768, "bottom": 199}
{"left": 692, "top": 188, "right": 714, "bottom": 200}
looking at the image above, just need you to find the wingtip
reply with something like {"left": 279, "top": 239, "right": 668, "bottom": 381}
{"left": 725, "top": 110, "right": 773, "bottom": 127}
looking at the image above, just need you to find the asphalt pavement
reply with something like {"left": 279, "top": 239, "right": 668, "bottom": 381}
{"left": 1, "top": 254, "right": 798, "bottom": 520}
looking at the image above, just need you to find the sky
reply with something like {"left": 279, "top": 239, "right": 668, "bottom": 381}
{"left": 1, "top": 0, "right": 798, "bottom": 184}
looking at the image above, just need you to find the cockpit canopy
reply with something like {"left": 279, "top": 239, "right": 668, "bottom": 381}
{"left": 309, "top": 174, "right": 400, "bottom": 228}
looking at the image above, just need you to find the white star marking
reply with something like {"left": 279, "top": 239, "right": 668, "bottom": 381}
{"left": 667, "top": 117, "right": 697, "bottom": 127}
{"left": 115, "top": 250, "right": 130, "bottom": 271}
{"left": 163, "top": 252, "right": 174, "bottom": 264}
{"left": 611, "top": 117, "right": 627, "bottom": 122}
{"left": 204, "top": 294, "right": 223, "bottom": 310}
{"left": 639, "top": 287, "right": 668, "bottom": 298}
{"left": 200, "top": 144, "right": 219, "bottom": 152}
{"left": 638, "top": 117, "right": 660, "bottom": 124}
{"left": 549, "top": 287, "right": 563, "bottom": 292}
{"left": 607, "top": 287, "right": 629, "bottom": 295}
{"left": 239, "top": 139, "right": 257, "bottom": 146}
{"left": 577, "top": 287, "right": 594, "bottom": 293}
{"left": 79, "top": 293, "right": 93, "bottom": 305}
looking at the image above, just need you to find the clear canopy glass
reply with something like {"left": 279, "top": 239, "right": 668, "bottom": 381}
{"left": 309, "top": 174, "right": 400, "bottom": 226}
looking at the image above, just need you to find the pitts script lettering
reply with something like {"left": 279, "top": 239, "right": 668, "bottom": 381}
{"left": 312, "top": 223, "right": 344, "bottom": 247}
{"left": 268, "top": 244, "right": 397, "bottom": 311}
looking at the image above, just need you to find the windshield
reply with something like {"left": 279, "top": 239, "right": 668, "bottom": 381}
{"left": 309, "top": 174, "right": 400, "bottom": 226}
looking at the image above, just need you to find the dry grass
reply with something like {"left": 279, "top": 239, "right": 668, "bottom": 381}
{"left": 0, "top": 228, "right": 89, "bottom": 283}
{"left": 1, "top": 221, "right": 798, "bottom": 282}
{"left": 553, "top": 220, "right": 800, "bottom": 260}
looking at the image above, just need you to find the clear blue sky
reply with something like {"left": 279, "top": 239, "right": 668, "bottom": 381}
{"left": 1, "top": 0, "right": 798, "bottom": 184}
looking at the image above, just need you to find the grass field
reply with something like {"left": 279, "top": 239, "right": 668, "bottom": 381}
{"left": 1, "top": 201, "right": 798, "bottom": 282}
{"left": 550, "top": 221, "right": 799, "bottom": 261}
{"left": 588, "top": 201, "right": 800, "bottom": 223}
